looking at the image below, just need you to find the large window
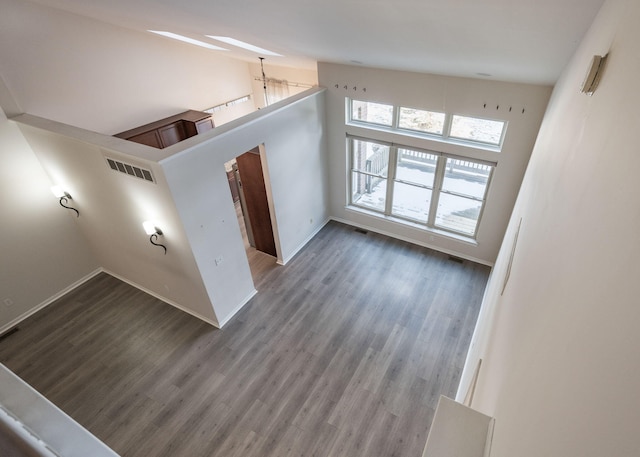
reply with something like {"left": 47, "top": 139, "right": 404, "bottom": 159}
{"left": 346, "top": 98, "right": 502, "bottom": 238}
{"left": 349, "top": 138, "right": 493, "bottom": 238}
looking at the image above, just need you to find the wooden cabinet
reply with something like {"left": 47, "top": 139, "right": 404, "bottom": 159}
{"left": 115, "top": 110, "right": 214, "bottom": 149}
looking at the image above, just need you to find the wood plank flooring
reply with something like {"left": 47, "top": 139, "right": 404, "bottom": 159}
{"left": 0, "top": 221, "right": 489, "bottom": 457}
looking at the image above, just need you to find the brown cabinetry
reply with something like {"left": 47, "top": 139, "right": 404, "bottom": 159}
{"left": 115, "top": 110, "right": 214, "bottom": 149}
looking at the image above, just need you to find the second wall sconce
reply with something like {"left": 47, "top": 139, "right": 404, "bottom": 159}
{"left": 143, "top": 221, "right": 167, "bottom": 255}
{"left": 50, "top": 185, "right": 79, "bottom": 217}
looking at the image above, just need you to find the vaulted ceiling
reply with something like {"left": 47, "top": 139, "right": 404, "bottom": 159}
{"left": 30, "top": 0, "right": 605, "bottom": 84}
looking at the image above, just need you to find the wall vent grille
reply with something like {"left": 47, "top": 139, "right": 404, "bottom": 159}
{"left": 106, "top": 158, "right": 155, "bottom": 183}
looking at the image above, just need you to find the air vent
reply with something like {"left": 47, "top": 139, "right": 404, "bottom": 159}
{"left": 106, "top": 158, "right": 155, "bottom": 183}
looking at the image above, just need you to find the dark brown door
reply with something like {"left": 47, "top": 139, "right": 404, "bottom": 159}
{"left": 235, "top": 149, "right": 277, "bottom": 257}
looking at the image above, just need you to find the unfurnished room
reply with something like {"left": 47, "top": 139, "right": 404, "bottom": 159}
{"left": 5, "top": 1, "right": 640, "bottom": 457}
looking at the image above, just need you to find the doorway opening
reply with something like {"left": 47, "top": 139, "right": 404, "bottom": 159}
{"left": 225, "top": 146, "right": 278, "bottom": 286}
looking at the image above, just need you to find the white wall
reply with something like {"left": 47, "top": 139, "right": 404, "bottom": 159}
{"left": 0, "top": 0, "right": 256, "bottom": 134}
{"left": 318, "top": 63, "right": 552, "bottom": 265}
{"left": 14, "top": 115, "right": 220, "bottom": 325}
{"left": 0, "top": 106, "right": 99, "bottom": 332}
{"left": 162, "top": 88, "right": 329, "bottom": 324}
{"left": 462, "top": 1, "right": 640, "bottom": 456}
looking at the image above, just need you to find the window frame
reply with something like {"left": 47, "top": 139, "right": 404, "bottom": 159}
{"left": 348, "top": 136, "right": 494, "bottom": 239}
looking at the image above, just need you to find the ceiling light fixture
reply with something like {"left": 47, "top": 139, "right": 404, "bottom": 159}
{"left": 149, "top": 31, "right": 228, "bottom": 51}
{"left": 206, "top": 36, "right": 282, "bottom": 56}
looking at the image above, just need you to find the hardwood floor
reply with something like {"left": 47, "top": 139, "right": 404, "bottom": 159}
{"left": 236, "top": 199, "right": 278, "bottom": 283}
{"left": 0, "top": 221, "right": 489, "bottom": 457}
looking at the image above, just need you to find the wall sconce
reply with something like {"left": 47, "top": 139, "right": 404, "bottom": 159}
{"left": 143, "top": 221, "right": 167, "bottom": 255}
{"left": 50, "top": 185, "right": 79, "bottom": 217}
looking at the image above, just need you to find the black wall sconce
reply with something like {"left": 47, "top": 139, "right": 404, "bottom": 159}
{"left": 143, "top": 221, "right": 167, "bottom": 255}
{"left": 51, "top": 186, "right": 79, "bottom": 217}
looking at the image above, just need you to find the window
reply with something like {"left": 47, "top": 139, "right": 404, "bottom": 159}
{"left": 398, "top": 107, "right": 445, "bottom": 135}
{"left": 435, "top": 158, "right": 492, "bottom": 236}
{"left": 349, "top": 138, "right": 493, "bottom": 238}
{"left": 392, "top": 149, "right": 437, "bottom": 223}
{"left": 346, "top": 99, "right": 503, "bottom": 238}
{"left": 350, "top": 139, "right": 390, "bottom": 212}
{"left": 348, "top": 98, "right": 507, "bottom": 149}
{"left": 351, "top": 100, "right": 394, "bottom": 126}
{"left": 448, "top": 115, "right": 505, "bottom": 146}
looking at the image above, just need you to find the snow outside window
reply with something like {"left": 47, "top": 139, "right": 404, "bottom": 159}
{"left": 351, "top": 100, "right": 394, "bottom": 126}
{"left": 350, "top": 139, "right": 390, "bottom": 212}
{"left": 449, "top": 115, "right": 505, "bottom": 146}
{"left": 398, "top": 108, "right": 445, "bottom": 135}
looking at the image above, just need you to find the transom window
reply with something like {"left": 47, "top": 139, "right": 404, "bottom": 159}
{"left": 348, "top": 99, "right": 507, "bottom": 148}
{"left": 449, "top": 115, "right": 505, "bottom": 146}
{"left": 351, "top": 100, "right": 394, "bottom": 126}
{"left": 398, "top": 107, "right": 446, "bottom": 135}
{"left": 349, "top": 138, "right": 494, "bottom": 238}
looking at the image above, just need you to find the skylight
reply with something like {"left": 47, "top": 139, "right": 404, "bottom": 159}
{"left": 206, "top": 36, "right": 282, "bottom": 56}
{"left": 148, "top": 31, "right": 228, "bottom": 51}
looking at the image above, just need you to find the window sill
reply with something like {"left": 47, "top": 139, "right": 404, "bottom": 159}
{"left": 345, "top": 205, "right": 479, "bottom": 246}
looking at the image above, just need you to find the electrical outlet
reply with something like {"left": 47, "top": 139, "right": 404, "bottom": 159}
{"left": 3, "top": 298, "right": 14, "bottom": 307}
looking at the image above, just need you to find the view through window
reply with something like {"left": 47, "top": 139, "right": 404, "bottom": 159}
{"left": 347, "top": 99, "right": 500, "bottom": 238}
{"left": 350, "top": 139, "right": 492, "bottom": 237}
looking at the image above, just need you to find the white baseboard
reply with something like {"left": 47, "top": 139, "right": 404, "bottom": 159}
{"left": 216, "top": 289, "right": 258, "bottom": 328}
{"left": 0, "top": 267, "right": 258, "bottom": 334}
{"left": 102, "top": 269, "right": 221, "bottom": 328}
{"left": 329, "top": 217, "right": 493, "bottom": 266}
{"left": 0, "top": 268, "right": 103, "bottom": 335}
{"left": 278, "top": 218, "right": 330, "bottom": 266}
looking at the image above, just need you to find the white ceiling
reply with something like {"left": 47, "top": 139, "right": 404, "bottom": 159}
{"left": 30, "top": 0, "right": 605, "bottom": 85}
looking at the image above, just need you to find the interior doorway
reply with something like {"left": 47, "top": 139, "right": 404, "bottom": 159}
{"left": 225, "top": 147, "right": 278, "bottom": 285}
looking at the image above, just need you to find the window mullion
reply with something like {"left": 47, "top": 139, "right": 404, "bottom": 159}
{"left": 442, "top": 113, "right": 453, "bottom": 140}
{"left": 428, "top": 155, "right": 447, "bottom": 227}
{"left": 385, "top": 145, "right": 398, "bottom": 215}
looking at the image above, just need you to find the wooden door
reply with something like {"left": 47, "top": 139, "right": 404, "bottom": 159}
{"left": 235, "top": 149, "right": 277, "bottom": 257}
